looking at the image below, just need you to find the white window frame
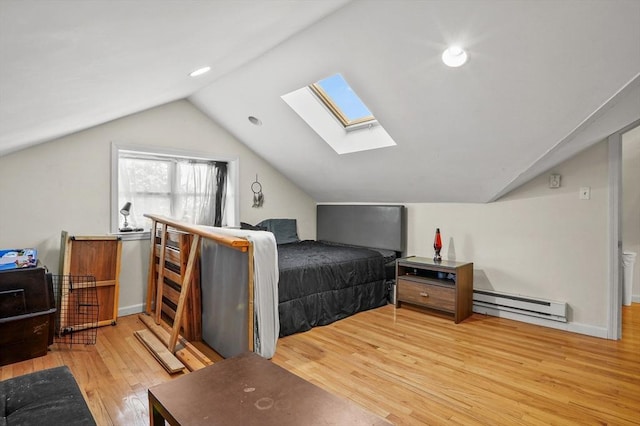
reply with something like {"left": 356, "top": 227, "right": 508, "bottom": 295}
{"left": 110, "top": 142, "right": 239, "bottom": 240}
{"left": 309, "top": 73, "right": 377, "bottom": 129}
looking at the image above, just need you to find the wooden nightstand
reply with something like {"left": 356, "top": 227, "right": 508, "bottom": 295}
{"left": 395, "top": 256, "right": 473, "bottom": 323}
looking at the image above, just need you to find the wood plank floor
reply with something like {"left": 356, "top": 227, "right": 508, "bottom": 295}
{"left": 1, "top": 304, "right": 638, "bottom": 425}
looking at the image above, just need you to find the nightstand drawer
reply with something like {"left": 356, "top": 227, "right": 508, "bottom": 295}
{"left": 397, "top": 279, "right": 455, "bottom": 312}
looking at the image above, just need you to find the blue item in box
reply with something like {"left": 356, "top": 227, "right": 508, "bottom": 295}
{"left": 0, "top": 248, "right": 38, "bottom": 271}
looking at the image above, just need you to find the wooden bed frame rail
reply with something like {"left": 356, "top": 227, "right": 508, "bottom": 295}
{"left": 140, "top": 214, "right": 254, "bottom": 372}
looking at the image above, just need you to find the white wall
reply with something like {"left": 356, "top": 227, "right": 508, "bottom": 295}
{"left": 0, "top": 99, "right": 619, "bottom": 335}
{"left": 406, "top": 140, "right": 610, "bottom": 334}
{"left": 622, "top": 125, "right": 640, "bottom": 302}
{"left": 0, "top": 100, "right": 316, "bottom": 315}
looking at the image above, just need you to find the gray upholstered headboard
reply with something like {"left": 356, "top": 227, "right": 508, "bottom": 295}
{"left": 316, "top": 204, "right": 406, "bottom": 255}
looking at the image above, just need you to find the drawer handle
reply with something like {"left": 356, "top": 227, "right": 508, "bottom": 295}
{"left": 419, "top": 292, "right": 429, "bottom": 298}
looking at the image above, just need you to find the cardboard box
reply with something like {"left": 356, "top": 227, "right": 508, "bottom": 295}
{"left": 0, "top": 248, "right": 38, "bottom": 271}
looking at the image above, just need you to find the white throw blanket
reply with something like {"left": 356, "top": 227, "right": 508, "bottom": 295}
{"left": 198, "top": 226, "right": 279, "bottom": 358}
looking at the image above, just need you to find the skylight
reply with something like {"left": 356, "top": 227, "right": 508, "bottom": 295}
{"left": 310, "top": 74, "right": 376, "bottom": 128}
{"left": 282, "top": 73, "right": 396, "bottom": 155}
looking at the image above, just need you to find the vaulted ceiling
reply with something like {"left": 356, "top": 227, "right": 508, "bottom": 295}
{"left": 1, "top": 0, "right": 639, "bottom": 202}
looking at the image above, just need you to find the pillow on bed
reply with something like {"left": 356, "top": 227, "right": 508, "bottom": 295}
{"left": 256, "top": 219, "right": 299, "bottom": 244}
{"left": 240, "top": 222, "right": 267, "bottom": 231}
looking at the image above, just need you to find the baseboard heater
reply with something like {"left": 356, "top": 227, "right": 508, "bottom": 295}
{"left": 473, "top": 289, "right": 567, "bottom": 322}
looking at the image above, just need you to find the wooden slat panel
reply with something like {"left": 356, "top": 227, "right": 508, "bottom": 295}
{"left": 138, "top": 314, "right": 214, "bottom": 372}
{"left": 160, "top": 302, "right": 176, "bottom": 322}
{"left": 154, "top": 224, "right": 168, "bottom": 325}
{"left": 156, "top": 245, "right": 181, "bottom": 265}
{"left": 181, "top": 233, "right": 201, "bottom": 342}
{"left": 162, "top": 283, "right": 180, "bottom": 307}
{"left": 95, "top": 279, "right": 116, "bottom": 287}
{"left": 59, "top": 231, "right": 72, "bottom": 336}
{"left": 70, "top": 235, "right": 120, "bottom": 241}
{"left": 134, "top": 329, "right": 185, "bottom": 374}
{"left": 69, "top": 280, "right": 102, "bottom": 290}
{"left": 60, "top": 231, "right": 121, "bottom": 328}
{"left": 142, "top": 215, "right": 252, "bottom": 370}
{"left": 161, "top": 269, "right": 182, "bottom": 287}
{"left": 174, "top": 348, "right": 207, "bottom": 372}
{"left": 96, "top": 319, "right": 117, "bottom": 328}
{"left": 146, "top": 220, "right": 158, "bottom": 314}
{"left": 96, "top": 286, "right": 116, "bottom": 322}
{"left": 111, "top": 238, "right": 122, "bottom": 323}
{"left": 68, "top": 239, "right": 119, "bottom": 281}
{"left": 151, "top": 229, "right": 200, "bottom": 342}
{"left": 168, "top": 235, "right": 200, "bottom": 353}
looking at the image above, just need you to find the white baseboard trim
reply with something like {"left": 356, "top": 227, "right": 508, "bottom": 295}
{"left": 473, "top": 305, "right": 608, "bottom": 339}
{"left": 565, "top": 322, "right": 608, "bottom": 339}
{"left": 632, "top": 295, "right": 640, "bottom": 303}
{"left": 118, "top": 303, "right": 144, "bottom": 317}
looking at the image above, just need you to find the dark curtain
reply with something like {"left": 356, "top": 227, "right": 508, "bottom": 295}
{"left": 213, "top": 162, "right": 227, "bottom": 227}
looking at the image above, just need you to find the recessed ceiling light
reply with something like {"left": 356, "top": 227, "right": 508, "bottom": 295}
{"left": 189, "top": 66, "right": 211, "bottom": 77}
{"left": 442, "top": 46, "right": 468, "bottom": 67}
{"left": 248, "top": 116, "right": 262, "bottom": 126}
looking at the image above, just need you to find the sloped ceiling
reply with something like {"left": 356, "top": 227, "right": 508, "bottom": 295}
{"left": 1, "top": 0, "right": 639, "bottom": 203}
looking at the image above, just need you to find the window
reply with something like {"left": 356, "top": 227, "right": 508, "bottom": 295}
{"left": 111, "top": 144, "right": 238, "bottom": 235}
{"left": 282, "top": 73, "right": 396, "bottom": 155}
{"left": 309, "top": 73, "right": 376, "bottom": 128}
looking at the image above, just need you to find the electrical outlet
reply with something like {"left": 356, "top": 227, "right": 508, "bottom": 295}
{"left": 579, "top": 187, "right": 591, "bottom": 200}
{"left": 549, "top": 174, "right": 561, "bottom": 188}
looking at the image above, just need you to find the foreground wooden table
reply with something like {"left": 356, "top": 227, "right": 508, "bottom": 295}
{"left": 148, "top": 351, "right": 391, "bottom": 426}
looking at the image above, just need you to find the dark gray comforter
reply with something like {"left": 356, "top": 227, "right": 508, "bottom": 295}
{"left": 277, "top": 240, "right": 393, "bottom": 337}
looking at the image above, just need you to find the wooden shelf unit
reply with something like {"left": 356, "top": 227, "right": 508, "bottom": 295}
{"left": 59, "top": 232, "right": 122, "bottom": 328}
{"left": 395, "top": 256, "right": 473, "bottom": 323}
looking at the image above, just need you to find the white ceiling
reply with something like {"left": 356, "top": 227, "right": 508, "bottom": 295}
{"left": 1, "top": 0, "right": 639, "bottom": 203}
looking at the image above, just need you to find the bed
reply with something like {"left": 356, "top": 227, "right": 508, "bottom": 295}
{"left": 144, "top": 204, "right": 406, "bottom": 363}
{"left": 273, "top": 205, "right": 405, "bottom": 337}
{"left": 275, "top": 240, "right": 391, "bottom": 336}
{"left": 202, "top": 205, "right": 406, "bottom": 355}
